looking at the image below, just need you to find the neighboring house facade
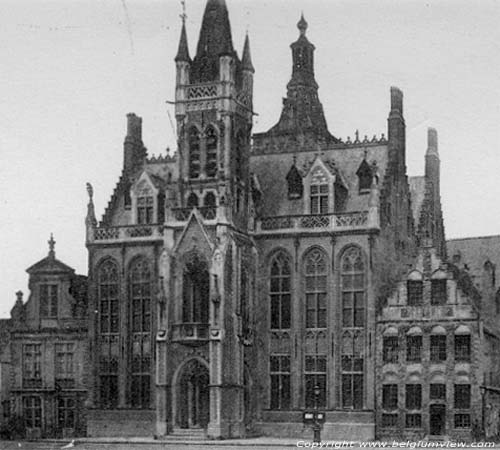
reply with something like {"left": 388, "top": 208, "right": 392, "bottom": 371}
{"left": 83, "top": 0, "right": 445, "bottom": 440}
{"left": 6, "top": 237, "right": 88, "bottom": 439}
{"left": 376, "top": 240, "right": 500, "bottom": 440}
{"left": 446, "top": 235, "right": 500, "bottom": 438}
{"left": 0, "top": 318, "right": 12, "bottom": 432}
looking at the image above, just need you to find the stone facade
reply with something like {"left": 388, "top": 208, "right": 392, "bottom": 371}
{"left": 2, "top": 237, "right": 88, "bottom": 439}
{"left": 83, "top": 0, "right": 448, "bottom": 440}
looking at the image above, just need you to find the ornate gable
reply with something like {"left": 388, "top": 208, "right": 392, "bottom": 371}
{"left": 174, "top": 210, "right": 214, "bottom": 258}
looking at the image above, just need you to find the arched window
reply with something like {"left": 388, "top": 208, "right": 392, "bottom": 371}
{"left": 204, "top": 192, "right": 216, "bottom": 207}
{"left": 183, "top": 255, "right": 209, "bottom": 323}
{"left": 304, "top": 249, "right": 327, "bottom": 329}
{"left": 310, "top": 167, "right": 329, "bottom": 214}
{"left": 187, "top": 193, "right": 199, "bottom": 208}
{"left": 270, "top": 253, "right": 291, "bottom": 330}
{"left": 341, "top": 247, "right": 365, "bottom": 410}
{"left": 341, "top": 247, "right": 365, "bottom": 328}
{"left": 97, "top": 259, "right": 119, "bottom": 409}
{"left": 129, "top": 258, "right": 152, "bottom": 408}
{"left": 205, "top": 127, "right": 218, "bottom": 178}
{"left": 188, "top": 127, "right": 201, "bottom": 179}
{"left": 454, "top": 326, "right": 471, "bottom": 362}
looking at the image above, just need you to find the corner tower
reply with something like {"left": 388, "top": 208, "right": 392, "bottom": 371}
{"left": 174, "top": 0, "right": 254, "bottom": 228}
{"left": 158, "top": 0, "right": 257, "bottom": 440}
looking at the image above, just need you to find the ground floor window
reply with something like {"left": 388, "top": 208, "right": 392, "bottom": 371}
{"left": 270, "top": 355, "right": 291, "bottom": 410}
{"left": 100, "top": 375, "right": 118, "bottom": 409}
{"left": 382, "top": 384, "right": 398, "bottom": 410}
{"left": 57, "top": 397, "right": 75, "bottom": 429}
{"left": 23, "top": 396, "right": 42, "bottom": 428}
{"left": 454, "top": 413, "right": 471, "bottom": 428}
{"left": 381, "top": 413, "right": 398, "bottom": 428}
{"left": 2, "top": 400, "right": 10, "bottom": 420}
{"left": 305, "top": 355, "right": 326, "bottom": 408}
{"left": 405, "top": 413, "right": 422, "bottom": 429}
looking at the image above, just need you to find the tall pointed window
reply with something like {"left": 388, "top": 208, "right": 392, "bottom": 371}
{"left": 310, "top": 167, "right": 329, "bottom": 214}
{"left": 97, "top": 259, "right": 119, "bottom": 409}
{"left": 341, "top": 247, "right": 365, "bottom": 328}
{"left": 341, "top": 247, "right": 365, "bottom": 410}
{"left": 183, "top": 255, "right": 210, "bottom": 323}
{"left": 270, "top": 253, "right": 291, "bottom": 330}
{"left": 129, "top": 258, "right": 152, "bottom": 409}
{"left": 205, "top": 126, "right": 218, "bottom": 178}
{"left": 188, "top": 127, "right": 201, "bottom": 179}
{"left": 304, "top": 249, "right": 327, "bottom": 329}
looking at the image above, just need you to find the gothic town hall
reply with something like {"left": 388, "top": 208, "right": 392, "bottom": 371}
{"left": 7, "top": 0, "right": 500, "bottom": 442}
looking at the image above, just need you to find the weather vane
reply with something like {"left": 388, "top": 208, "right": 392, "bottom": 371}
{"left": 180, "top": 0, "right": 187, "bottom": 24}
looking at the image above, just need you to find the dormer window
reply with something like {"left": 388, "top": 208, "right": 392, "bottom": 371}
{"left": 286, "top": 162, "right": 303, "bottom": 200}
{"left": 137, "top": 195, "right": 154, "bottom": 224}
{"left": 310, "top": 167, "right": 328, "bottom": 214}
{"left": 356, "top": 158, "right": 373, "bottom": 194}
{"left": 40, "top": 284, "right": 58, "bottom": 319}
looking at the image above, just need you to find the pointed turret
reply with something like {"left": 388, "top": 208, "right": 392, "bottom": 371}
{"left": 191, "top": 0, "right": 235, "bottom": 83}
{"left": 175, "top": 20, "right": 191, "bottom": 63}
{"left": 266, "top": 13, "right": 337, "bottom": 143}
{"left": 241, "top": 33, "right": 254, "bottom": 73}
{"left": 425, "top": 127, "right": 440, "bottom": 195}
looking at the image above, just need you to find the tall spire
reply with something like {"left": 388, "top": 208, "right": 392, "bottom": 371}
{"left": 175, "top": 4, "right": 191, "bottom": 63}
{"left": 191, "top": 0, "right": 235, "bottom": 83}
{"left": 241, "top": 33, "right": 254, "bottom": 73}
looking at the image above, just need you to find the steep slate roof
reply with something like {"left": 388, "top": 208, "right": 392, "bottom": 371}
{"left": 250, "top": 145, "right": 388, "bottom": 217}
{"left": 408, "top": 176, "right": 426, "bottom": 223}
{"left": 447, "top": 235, "right": 500, "bottom": 282}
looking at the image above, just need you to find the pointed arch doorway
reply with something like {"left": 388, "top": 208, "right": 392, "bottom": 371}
{"left": 176, "top": 359, "right": 209, "bottom": 429}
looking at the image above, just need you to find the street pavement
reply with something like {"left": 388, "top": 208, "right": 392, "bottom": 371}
{"left": 0, "top": 441, "right": 299, "bottom": 450}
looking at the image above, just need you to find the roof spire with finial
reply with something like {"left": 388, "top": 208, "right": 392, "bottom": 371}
{"left": 241, "top": 32, "right": 254, "bottom": 73}
{"left": 48, "top": 233, "right": 56, "bottom": 258}
{"left": 175, "top": 0, "right": 191, "bottom": 62}
{"left": 297, "top": 12, "right": 308, "bottom": 36}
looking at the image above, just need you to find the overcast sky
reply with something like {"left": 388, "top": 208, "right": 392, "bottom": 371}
{"left": 0, "top": 0, "right": 499, "bottom": 317}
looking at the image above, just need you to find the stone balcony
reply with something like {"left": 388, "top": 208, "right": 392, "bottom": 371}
{"left": 171, "top": 322, "right": 210, "bottom": 346}
{"left": 255, "top": 211, "right": 374, "bottom": 235}
{"left": 88, "top": 224, "right": 164, "bottom": 244}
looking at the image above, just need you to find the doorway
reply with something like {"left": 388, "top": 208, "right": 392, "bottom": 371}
{"left": 177, "top": 359, "right": 209, "bottom": 429}
{"left": 429, "top": 404, "right": 446, "bottom": 436}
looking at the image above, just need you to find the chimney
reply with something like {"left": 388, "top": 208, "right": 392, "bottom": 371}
{"left": 387, "top": 86, "right": 406, "bottom": 175}
{"left": 427, "top": 127, "right": 438, "bottom": 154}
{"left": 123, "top": 113, "right": 145, "bottom": 175}
{"left": 390, "top": 87, "right": 403, "bottom": 115}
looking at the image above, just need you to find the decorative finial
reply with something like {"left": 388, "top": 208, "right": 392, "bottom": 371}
{"left": 297, "top": 12, "right": 308, "bottom": 36}
{"left": 86, "top": 182, "right": 93, "bottom": 201}
{"left": 180, "top": 0, "right": 187, "bottom": 24}
{"left": 15, "top": 291, "right": 23, "bottom": 303}
{"left": 355, "top": 129, "right": 360, "bottom": 142}
{"left": 293, "top": 155, "right": 297, "bottom": 165}
{"left": 48, "top": 233, "right": 56, "bottom": 258}
{"left": 363, "top": 148, "right": 368, "bottom": 159}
